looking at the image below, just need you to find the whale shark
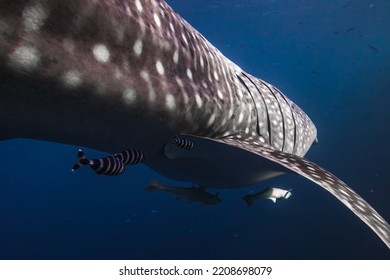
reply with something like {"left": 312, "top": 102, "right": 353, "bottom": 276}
{"left": 0, "top": 0, "right": 389, "bottom": 249}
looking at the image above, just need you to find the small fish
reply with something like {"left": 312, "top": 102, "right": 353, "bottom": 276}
{"left": 311, "top": 70, "right": 319, "bottom": 75}
{"left": 368, "top": 44, "right": 380, "bottom": 54}
{"left": 334, "top": 27, "right": 356, "bottom": 35}
{"left": 145, "top": 179, "right": 221, "bottom": 205}
{"left": 243, "top": 187, "right": 292, "bottom": 207}
{"left": 72, "top": 148, "right": 144, "bottom": 175}
{"left": 173, "top": 136, "right": 194, "bottom": 150}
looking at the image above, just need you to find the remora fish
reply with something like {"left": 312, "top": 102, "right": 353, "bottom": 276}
{"left": 145, "top": 179, "right": 221, "bottom": 205}
{"left": 0, "top": 0, "right": 389, "bottom": 248}
{"left": 243, "top": 187, "right": 292, "bottom": 207}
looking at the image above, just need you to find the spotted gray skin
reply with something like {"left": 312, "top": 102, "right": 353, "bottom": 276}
{"left": 0, "top": 0, "right": 389, "bottom": 249}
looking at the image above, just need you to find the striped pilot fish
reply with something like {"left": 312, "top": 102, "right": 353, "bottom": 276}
{"left": 72, "top": 148, "right": 144, "bottom": 175}
{"left": 172, "top": 136, "right": 194, "bottom": 150}
{"left": 71, "top": 137, "right": 190, "bottom": 175}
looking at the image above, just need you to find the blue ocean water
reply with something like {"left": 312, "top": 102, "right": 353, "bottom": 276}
{"left": 1, "top": 0, "right": 390, "bottom": 259}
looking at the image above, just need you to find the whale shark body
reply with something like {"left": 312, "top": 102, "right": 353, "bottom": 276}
{"left": 0, "top": 0, "right": 389, "bottom": 249}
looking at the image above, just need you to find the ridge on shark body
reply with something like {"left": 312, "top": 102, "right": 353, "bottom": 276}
{"left": 0, "top": 0, "right": 389, "bottom": 250}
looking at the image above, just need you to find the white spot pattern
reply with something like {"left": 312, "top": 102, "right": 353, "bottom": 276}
{"left": 22, "top": 3, "right": 48, "bottom": 31}
{"left": 133, "top": 40, "right": 143, "bottom": 57}
{"left": 135, "top": 0, "right": 143, "bottom": 12}
{"left": 165, "top": 94, "right": 176, "bottom": 110}
{"left": 9, "top": 46, "right": 40, "bottom": 71}
{"left": 173, "top": 50, "right": 179, "bottom": 64}
{"left": 187, "top": 68, "right": 193, "bottom": 80}
{"left": 63, "top": 70, "right": 82, "bottom": 88}
{"left": 123, "top": 87, "right": 137, "bottom": 104}
{"left": 92, "top": 44, "right": 110, "bottom": 63}
{"left": 156, "top": 60, "right": 164, "bottom": 75}
{"left": 207, "top": 113, "right": 216, "bottom": 127}
{"left": 214, "top": 71, "right": 219, "bottom": 81}
{"left": 195, "top": 94, "right": 203, "bottom": 108}
{"left": 153, "top": 13, "right": 161, "bottom": 27}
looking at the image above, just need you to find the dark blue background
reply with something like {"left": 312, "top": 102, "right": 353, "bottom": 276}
{"left": 1, "top": 0, "right": 389, "bottom": 259}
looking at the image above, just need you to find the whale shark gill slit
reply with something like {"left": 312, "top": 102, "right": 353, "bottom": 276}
{"left": 261, "top": 82, "right": 286, "bottom": 151}
{"left": 273, "top": 86, "right": 298, "bottom": 152}
{"left": 236, "top": 73, "right": 262, "bottom": 137}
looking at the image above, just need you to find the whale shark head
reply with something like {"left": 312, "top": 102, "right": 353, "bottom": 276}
{"left": 0, "top": 0, "right": 389, "bottom": 250}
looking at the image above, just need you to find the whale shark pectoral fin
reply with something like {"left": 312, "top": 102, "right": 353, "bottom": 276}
{"left": 213, "top": 137, "right": 390, "bottom": 249}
